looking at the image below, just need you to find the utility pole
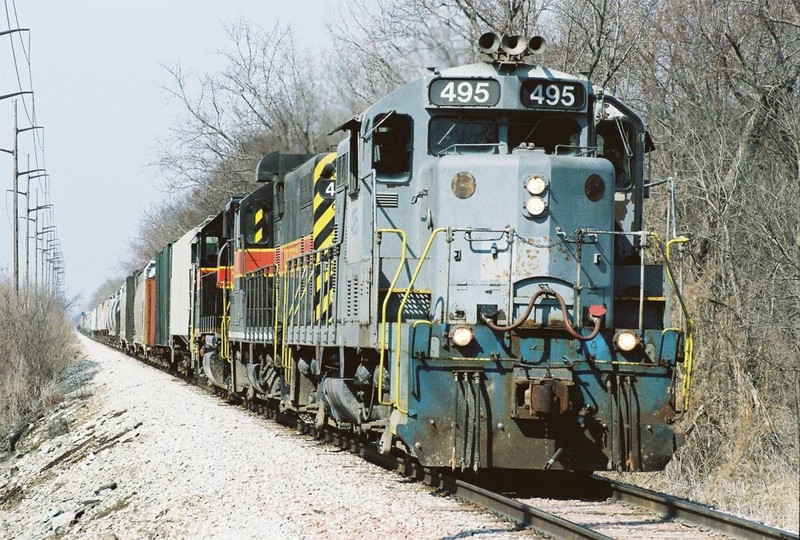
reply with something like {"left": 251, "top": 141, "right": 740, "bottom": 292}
{"left": 11, "top": 124, "right": 44, "bottom": 291}
{"left": 0, "top": 96, "right": 35, "bottom": 291}
{"left": 27, "top": 185, "right": 51, "bottom": 285}
{"left": 12, "top": 101, "right": 19, "bottom": 291}
{"left": 21, "top": 154, "right": 50, "bottom": 285}
{"left": 1, "top": 28, "right": 34, "bottom": 291}
{"left": 35, "top": 226, "right": 56, "bottom": 288}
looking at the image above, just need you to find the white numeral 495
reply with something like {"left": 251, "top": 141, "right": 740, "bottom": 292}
{"left": 528, "top": 84, "right": 575, "bottom": 106}
{"left": 440, "top": 81, "right": 490, "bottom": 103}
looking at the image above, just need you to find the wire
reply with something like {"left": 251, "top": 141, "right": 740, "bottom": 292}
{"left": 3, "top": 0, "right": 45, "bottom": 165}
{"left": 1, "top": 0, "right": 61, "bottom": 288}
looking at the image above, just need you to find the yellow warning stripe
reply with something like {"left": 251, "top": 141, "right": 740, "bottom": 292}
{"left": 254, "top": 207, "right": 265, "bottom": 243}
{"left": 313, "top": 153, "right": 337, "bottom": 251}
{"left": 313, "top": 153, "right": 337, "bottom": 322}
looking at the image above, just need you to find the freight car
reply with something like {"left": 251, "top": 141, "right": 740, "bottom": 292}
{"left": 80, "top": 33, "right": 692, "bottom": 473}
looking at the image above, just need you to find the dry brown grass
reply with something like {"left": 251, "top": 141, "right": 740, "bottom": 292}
{"left": 0, "top": 280, "right": 77, "bottom": 449}
{"left": 619, "top": 283, "right": 800, "bottom": 532}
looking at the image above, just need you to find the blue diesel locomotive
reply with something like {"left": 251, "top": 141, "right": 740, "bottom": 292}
{"left": 82, "top": 34, "right": 691, "bottom": 473}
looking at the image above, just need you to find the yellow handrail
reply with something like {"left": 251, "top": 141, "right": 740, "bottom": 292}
{"left": 376, "top": 229, "right": 407, "bottom": 406}
{"left": 280, "top": 265, "right": 292, "bottom": 384}
{"left": 273, "top": 267, "right": 281, "bottom": 368}
{"left": 393, "top": 228, "right": 447, "bottom": 414}
{"left": 654, "top": 233, "right": 694, "bottom": 410}
{"left": 220, "top": 291, "right": 232, "bottom": 364}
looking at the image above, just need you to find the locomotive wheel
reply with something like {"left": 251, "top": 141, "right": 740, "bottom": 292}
{"left": 378, "top": 429, "right": 393, "bottom": 455}
{"left": 315, "top": 404, "right": 326, "bottom": 428}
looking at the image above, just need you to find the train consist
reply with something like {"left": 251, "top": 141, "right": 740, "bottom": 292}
{"left": 80, "top": 33, "right": 692, "bottom": 473}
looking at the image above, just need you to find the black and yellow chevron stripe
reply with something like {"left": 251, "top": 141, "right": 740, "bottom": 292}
{"left": 313, "top": 153, "right": 337, "bottom": 322}
{"left": 313, "top": 154, "right": 337, "bottom": 250}
{"left": 254, "top": 208, "right": 265, "bottom": 244}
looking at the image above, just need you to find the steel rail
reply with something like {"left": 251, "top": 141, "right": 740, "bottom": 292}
{"left": 445, "top": 479, "right": 611, "bottom": 540}
{"left": 288, "top": 413, "right": 799, "bottom": 540}
{"left": 87, "top": 336, "right": 798, "bottom": 540}
{"left": 597, "top": 476, "right": 799, "bottom": 540}
{"left": 287, "top": 415, "right": 610, "bottom": 540}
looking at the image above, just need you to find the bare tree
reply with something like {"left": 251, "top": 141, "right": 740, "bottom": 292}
{"left": 85, "top": 276, "right": 125, "bottom": 311}
{"left": 156, "top": 20, "right": 337, "bottom": 196}
{"left": 543, "top": 0, "right": 660, "bottom": 90}
{"left": 327, "top": 0, "right": 551, "bottom": 108}
{"left": 134, "top": 19, "right": 344, "bottom": 274}
{"left": 119, "top": 191, "right": 217, "bottom": 274}
{"left": 628, "top": 0, "right": 800, "bottom": 524}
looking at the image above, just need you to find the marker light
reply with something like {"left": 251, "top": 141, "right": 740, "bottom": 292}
{"left": 451, "top": 171, "right": 476, "bottom": 199}
{"left": 450, "top": 325, "right": 474, "bottom": 347}
{"left": 614, "top": 331, "right": 640, "bottom": 352}
{"left": 525, "top": 175, "right": 548, "bottom": 195}
{"left": 525, "top": 196, "right": 547, "bottom": 217}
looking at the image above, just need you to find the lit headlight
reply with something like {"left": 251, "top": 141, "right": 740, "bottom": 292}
{"left": 525, "top": 196, "right": 547, "bottom": 217}
{"left": 525, "top": 175, "right": 548, "bottom": 195}
{"left": 450, "top": 325, "right": 474, "bottom": 347}
{"left": 614, "top": 330, "right": 640, "bottom": 352}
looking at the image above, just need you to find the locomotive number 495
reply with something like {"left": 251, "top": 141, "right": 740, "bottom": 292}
{"left": 429, "top": 78, "right": 501, "bottom": 107}
{"left": 520, "top": 80, "right": 587, "bottom": 110}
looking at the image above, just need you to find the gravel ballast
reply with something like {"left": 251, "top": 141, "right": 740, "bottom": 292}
{"left": 0, "top": 335, "right": 531, "bottom": 539}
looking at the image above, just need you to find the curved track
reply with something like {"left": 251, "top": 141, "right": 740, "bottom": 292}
{"left": 92, "top": 337, "right": 799, "bottom": 540}
{"left": 285, "top": 413, "right": 798, "bottom": 540}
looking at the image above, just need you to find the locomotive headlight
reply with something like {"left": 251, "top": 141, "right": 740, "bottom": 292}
{"left": 614, "top": 330, "right": 640, "bottom": 352}
{"left": 525, "top": 175, "right": 548, "bottom": 195}
{"left": 450, "top": 325, "right": 474, "bottom": 347}
{"left": 525, "top": 196, "right": 548, "bottom": 217}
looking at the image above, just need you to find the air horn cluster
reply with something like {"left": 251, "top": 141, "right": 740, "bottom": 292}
{"left": 479, "top": 32, "right": 546, "bottom": 62}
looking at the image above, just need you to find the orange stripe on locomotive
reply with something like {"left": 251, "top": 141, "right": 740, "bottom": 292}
{"left": 277, "top": 235, "right": 314, "bottom": 271}
{"left": 234, "top": 248, "right": 276, "bottom": 277}
{"left": 217, "top": 266, "right": 233, "bottom": 288}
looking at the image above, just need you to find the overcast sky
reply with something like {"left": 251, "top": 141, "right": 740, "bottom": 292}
{"left": 0, "top": 1, "right": 332, "bottom": 309}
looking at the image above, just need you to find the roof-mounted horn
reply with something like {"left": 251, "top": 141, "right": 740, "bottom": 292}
{"left": 479, "top": 33, "right": 547, "bottom": 64}
{"left": 500, "top": 35, "right": 527, "bottom": 56}
{"left": 528, "top": 35, "right": 547, "bottom": 55}
{"left": 478, "top": 32, "right": 501, "bottom": 55}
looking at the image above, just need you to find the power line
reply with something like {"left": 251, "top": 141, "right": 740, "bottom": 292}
{"left": 1, "top": 1, "right": 62, "bottom": 292}
{"left": 3, "top": 0, "right": 44, "bottom": 166}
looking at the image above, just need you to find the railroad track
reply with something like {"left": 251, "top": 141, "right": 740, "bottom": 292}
{"left": 279, "top": 413, "right": 797, "bottom": 540}
{"left": 93, "top": 337, "right": 799, "bottom": 540}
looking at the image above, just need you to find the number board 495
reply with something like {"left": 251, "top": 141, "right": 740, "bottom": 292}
{"left": 429, "top": 79, "right": 501, "bottom": 107}
{"left": 520, "top": 80, "right": 587, "bottom": 110}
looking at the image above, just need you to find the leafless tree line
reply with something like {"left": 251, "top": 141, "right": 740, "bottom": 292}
{"left": 113, "top": 0, "right": 797, "bottom": 528}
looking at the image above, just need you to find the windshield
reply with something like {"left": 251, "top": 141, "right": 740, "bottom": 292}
{"left": 509, "top": 116, "right": 580, "bottom": 153}
{"left": 429, "top": 113, "right": 581, "bottom": 155}
{"left": 429, "top": 116, "right": 498, "bottom": 155}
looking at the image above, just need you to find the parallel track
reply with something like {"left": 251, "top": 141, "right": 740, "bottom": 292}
{"left": 93, "top": 337, "right": 799, "bottom": 540}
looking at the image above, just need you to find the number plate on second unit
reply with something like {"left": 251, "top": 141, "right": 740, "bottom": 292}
{"left": 520, "top": 80, "right": 587, "bottom": 110}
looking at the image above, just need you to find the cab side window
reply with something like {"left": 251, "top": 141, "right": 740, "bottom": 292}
{"left": 372, "top": 113, "right": 412, "bottom": 176}
{"left": 596, "top": 118, "right": 635, "bottom": 190}
{"left": 245, "top": 206, "right": 269, "bottom": 245}
{"left": 202, "top": 236, "right": 219, "bottom": 267}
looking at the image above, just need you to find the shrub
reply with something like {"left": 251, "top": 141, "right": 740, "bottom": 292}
{"left": 0, "top": 279, "right": 77, "bottom": 448}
